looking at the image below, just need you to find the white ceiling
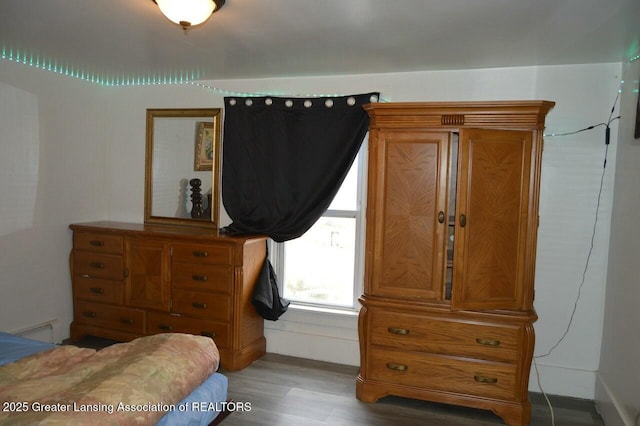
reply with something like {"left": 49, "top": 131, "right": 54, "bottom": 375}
{"left": 1, "top": 0, "right": 639, "bottom": 83}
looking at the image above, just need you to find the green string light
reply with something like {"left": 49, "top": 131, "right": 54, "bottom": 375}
{"left": 0, "top": 49, "right": 387, "bottom": 100}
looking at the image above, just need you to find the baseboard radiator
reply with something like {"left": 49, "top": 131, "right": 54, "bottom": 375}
{"left": 11, "top": 319, "right": 58, "bottom": 343}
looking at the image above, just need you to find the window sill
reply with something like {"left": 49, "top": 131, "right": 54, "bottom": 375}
{"left": 263, "top": 302, "right": 360, "bottom": 336}
{"left": 287, "top": 303, "right": 359, "bottom": 317}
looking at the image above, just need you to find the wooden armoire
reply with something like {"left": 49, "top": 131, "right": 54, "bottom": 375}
{"left": 356, "top": 101, "right": 554, "bottom": 426}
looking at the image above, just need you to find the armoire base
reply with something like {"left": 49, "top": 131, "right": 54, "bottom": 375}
{"left": 356, "top": 375, "right": 531, "bottom": 426}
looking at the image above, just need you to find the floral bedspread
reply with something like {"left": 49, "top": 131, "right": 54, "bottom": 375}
{"left": 0, "top": 333, "right": 219, "bottom": 425}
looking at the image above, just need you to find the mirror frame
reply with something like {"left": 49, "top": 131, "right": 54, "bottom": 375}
{"left": 144, "top": 108, "right": 222, "bottom": 229}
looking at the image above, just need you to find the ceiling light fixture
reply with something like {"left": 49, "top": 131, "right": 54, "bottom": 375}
{"left": 153, "top": 0, "right": 225, "bottom": 31}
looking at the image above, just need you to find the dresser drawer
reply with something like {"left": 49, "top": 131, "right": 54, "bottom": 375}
{"left": 172, "top": 243, "right": 233, "bottom": 265}
{"left": 367, "top": 348, "right": 517, "bottom": 401}
{"left": 74, "top": 252, "right": 124, "bottom": 280}
{"left": 74, "top": 232, "right": 123, "bottom": 254}
{"left": 74, "top": 301, "right": 144, "bottom": 334}
{"left": 74, "top": 275, "right": 124, "bottom": 304}
{"left": 369, "top": 310, "right": 520, "bottom": 363}
{"left": 171, "top": 290, "right": 230, "bottom": 321}
{"left": 146, "top": 312, "right": 231, "bottom": 348}
{"left": 172, "top": 263, "right": 232, "bottom": 293}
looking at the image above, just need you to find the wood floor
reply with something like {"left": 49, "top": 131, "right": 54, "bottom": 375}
{"left": 69, "top": 337, "right": 604, "bottom": 426}
{"left": 220, "top": 353, "right": 605, "bottom": 426}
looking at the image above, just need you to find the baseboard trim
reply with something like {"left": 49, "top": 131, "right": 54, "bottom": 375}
{"left": 595, "top": 373, "right": 636, "bottom": 426}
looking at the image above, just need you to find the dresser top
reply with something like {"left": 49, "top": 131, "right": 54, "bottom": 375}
{"left": 69, "top": 221, "right": 267, "bottom": 243}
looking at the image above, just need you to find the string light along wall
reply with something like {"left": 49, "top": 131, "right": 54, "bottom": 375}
{"left": 0, "top": 46, "right": 387, "bottom": 100}
{"left": 3, "top": 39, "right": 637, "bottom": 97}
{"left": 0, "top": 46, "right": 208, "bottom": 87}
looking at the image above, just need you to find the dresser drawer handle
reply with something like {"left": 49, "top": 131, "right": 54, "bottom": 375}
{"left": 158, "top": 324, "right": 173, "bottom": 331}
{"left": 82, "top": 311, "right": 97, "bottom": 318}
{"left": 476, "top": 338, "right": 500, "bottom": 347}
{"left": 80, "top": 274, "right": 91, "bottom": 278}
{"left": 89, "top": 240, "right": 104, "bottom": 247}
{"left": 474, "top": 375, "right": 498, "bottom": 384}
{"left": 201, "top": 331, "right": 217, "bottom": 339}
{"left": 89, "top": 262, "right": 105, "bottom": 269}
{"left": 89, "top": 287, "right": 105, "bottom": 294}
{"left": 386, "top": 363, "right": 408, "bottom": 371}
{"left": 120, "top": 318, "right": 134, "bottom": 325}
{"left": 192, "top": 275, "right": 208, "bottom": 281}
{"left": 388, "top": 327, "right": 410, "bottom": 335}
{"left": 192, "top": 302, "right": 208, "bottom": 309}
{"left": 192, "top": 251, "right": 208, "bottom": 257}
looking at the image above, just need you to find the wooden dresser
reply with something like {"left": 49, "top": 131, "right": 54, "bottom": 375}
{"left": 69, "top": 221, "right": 267, "bottom": 371}
{"left": 356, "top": 101, "right": 554, "bottom": 426}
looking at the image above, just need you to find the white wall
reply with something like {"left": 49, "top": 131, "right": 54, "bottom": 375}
{"left": 0, "top": 60, "right": 110, "bottom": 342}
{"left": 0, "top": 60, "right": 622, "bottom": 400}
{"left": 596, "top": 59, "right": 640, "bottom": 426}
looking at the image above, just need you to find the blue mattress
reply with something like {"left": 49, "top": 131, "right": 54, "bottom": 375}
{"left": 0, "top": 331, "right": 56, "bottom": 366}
{"left": 0, "top": 332, "right": 228, "bottom": 425}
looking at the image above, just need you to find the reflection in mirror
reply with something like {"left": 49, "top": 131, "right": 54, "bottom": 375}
{"left": 144, "top": 108, "right": 221, "bottom": 228}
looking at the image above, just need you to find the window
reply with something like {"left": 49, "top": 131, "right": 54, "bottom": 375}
{"left": 273, "top": 143, "right": 367, "bottom": 311}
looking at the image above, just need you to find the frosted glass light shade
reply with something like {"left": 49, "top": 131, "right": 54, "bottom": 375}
{"left": 155, "top": 0, "right": 217, "bottom": 28}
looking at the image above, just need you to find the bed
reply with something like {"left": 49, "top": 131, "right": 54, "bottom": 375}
{"left": 0, "top": 332, "right": 229, "bottom": 425}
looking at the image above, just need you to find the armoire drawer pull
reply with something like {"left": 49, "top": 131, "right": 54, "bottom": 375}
{"left": 476, "top": 338, "right": 500, "bottom": 347}
{"left": 80, "top": 274, "right": 91, "bottom": 278}
{"left": 192, "top": 275, "right": 208, "bottom": 281}
{"left": 192, "top": 251, "right": 208, "bottom": 257}
{"left": 120, "top": 318, "right": 134, "bottom": 325}
{"left": 89, "top": 262, "right": 105, "bottom": 269}
{"left": 89, "top": 287, "right": 104, "bottom": 294}
{"left": 201, "top": 331, "right": 217, "bottom": 338}
{"left": 388, "top": 327, "right": 410, "bottom": 335}
{"left": 386, "top": 363, "right": 408, "bottom": 371}
{"left": 158, "top": 324, "right": 173, "bottom": 331}
{"left": 82, "top": 311, "right": 97, "bottom": 318}
{"left": 89, "top": 240, "right": 104, "bottom": 247}
{"left": 192, "top": 302, "right": 208, "bottom": 309}
{"left": 474, "top": 375, "right": 498, "bottom": 384}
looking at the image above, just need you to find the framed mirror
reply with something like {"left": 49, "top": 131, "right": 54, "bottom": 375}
{"left": 144, "top": 108, "right": 222, "bottom": 228}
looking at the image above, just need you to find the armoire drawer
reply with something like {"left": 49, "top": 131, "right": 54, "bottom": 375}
{"left": 74, "top": 233, "right": 124, "bottom": 254}
{"left": 367, "top": 348, "right": 517, "bottom": 401}
{"left": 74, "top": 275, "right": 124, "bottom": 305}
{"left": 172, "top": 243, "right": 233, "bottom": 265}
{"left": 172, "top": 263, "right": 232, "bottom": 293}
{"left": 171, "top": 290, "right": 231, "bottom": 321}
{"left": 73, "top": 252, "right": 124, "bottom": 280}
{"left": 369, "top": 310, "right": 521, "bottom": 363}
{"left": 74, "top": 301, "right": 144, "bottom": 334}
{"left": 146, "top": 312, "right": 231, "bottom": 348}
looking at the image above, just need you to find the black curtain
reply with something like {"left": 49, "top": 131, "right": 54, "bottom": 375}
{"left": 222, "top": 93, "right": 379, "bottom": 242}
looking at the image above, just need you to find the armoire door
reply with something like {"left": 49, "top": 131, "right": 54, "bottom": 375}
{"left": 451, "top": 128, "right": 533, "bottom": 311}
{"left": 125, "top": 237, "right": 171, "bottom": 311}
{"left": 366, "top": 130, "right": 451, "bottom": 300}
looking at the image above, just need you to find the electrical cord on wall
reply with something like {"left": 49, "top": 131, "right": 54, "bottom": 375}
{"left": 534, "top": 89, "right": 621, "bottom": 426}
